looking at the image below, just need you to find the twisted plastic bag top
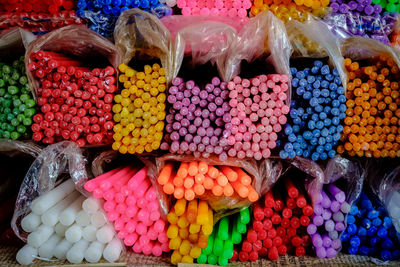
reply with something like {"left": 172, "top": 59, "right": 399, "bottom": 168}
{"left": 114, "top": 9, "right": 176, "bottom": 83}
{"left": 11, "top": 141, "right": 88, "bottom": 241}
{"left": 286, "top": 17, "right": 347, "bottom": 91}
{"left": 25, "top": 25, "right": 121, "bottom": 99}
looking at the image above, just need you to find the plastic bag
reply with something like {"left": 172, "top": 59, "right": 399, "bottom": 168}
{"left": 364, "top": 159, "right": 400, "bottom": 233}
{"left": 11, "top": 141, "right": 88, "bottom": 241}
{"left": 161, "top": 15, "right": 248, "bottom": 37}
{"left": 261, "top": 157, "right": 324, "bottom": 205}
{"left": 323, "top": 156, "right": 364, "bottom": 206}
{"left": 225, "top": 11, "right": 292, "bottom": 85}
{"left": 341, "top": 36, "right": 400, "bottom": 67}
{"left": 25, "top": 24, "right": 121, "bottom": 98}
{"left": 77, "top": 3, "right": 172, "bottom": 38}
{"left": 155, "top": 154, "right": 265, "bottom": 221}
{"left": 0, "top": 27, "right": 35, "bottom": 59}
{"left": 286, "top": 17, "right": 347, "bottom": 90}
{"left": 323, "top": 11, "right": 397, "bottom": 45}
{"left": 0, "top": 11, "right": 84, "bottom": 36}
{"left": 114, "top": 8, "right": 176, "bottom": 83}
{"left": 0, "top": 139, "right": 42, "bottom": 158}
{"left": 284, "top": 156, "right": 325, "bottom": 206}
{"left": 172, "top": 18, "right": 237, "bottom": 82}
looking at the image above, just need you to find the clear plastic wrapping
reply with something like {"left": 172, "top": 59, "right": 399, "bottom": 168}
{"left": 323, "top": 12, "right": 397, "bottom": 45}
{"left": 114, "top": 8, "right": 176, "bottom": 83}
{"left": 341, "top": 36, "right": 400, "bottom": 66}
{"left": 258, "top": 158, "right": 284, "bottom": 197}
{"left": 91, "top": 150, "right": 119, "bottom": 178}
{"left": 11, "top": 141, "right": 88, "bottom": 241}
{"left": 156, "top": 154, "right": 265, "bottom": 221}
{"left": 25, "top": 24, "right": 121, "bottom": 98}
{"left": 286, "top": 17, "right": 347, "bottom": 90}
{"left": 0, "top": 27, "right": 35, "bottom": 60}
{"left": 0, "top": 11, "right": 84, "bottom": 36}
{"left": 224, "top": 11, "right": 292, "bottom": 84}
{"left": 288, "top": 157, "right": 325, "bottom": 205}
{"left": 323, "top": 156, "right": 364, "bottom": 205}
{"left": 365, "top": 159, "right": 400, "bottom": 233}
{"left": 161, "top": 15, "right": 248, "bottom": 37}
{"left": 77, "top": 4, "right": 172, "bottom": 38}
{"left": 0, "top": 139, "right": 42, "bottom": 158}
{"left": 172, "top": 18, "right": 237, "bottom": 82}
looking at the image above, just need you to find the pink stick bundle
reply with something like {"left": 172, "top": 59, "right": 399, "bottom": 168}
{"left": 227, "top": 74, "right": 290, "bottom": 160}
{"left": 84, "top": 166, "right": 170, "bottom": 256}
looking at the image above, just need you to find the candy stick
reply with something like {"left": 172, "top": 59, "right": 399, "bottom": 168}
{"left": 177, "top": 163, "right": 189, "bottom": 178}
{"left": 158, "top": 163, "right": 174, "bottom": 186}
{"left": 66, "top": 239, "right": 89, "bottom": 263}
{"left": 54, "top": 239, "right": 73, "bottom": 260}
{"left": 198, "top": 162, "right": 208, "bottom": 175}
{"left": 21, "top": 213, "right": 41, "bottom": 233}
{"left": 197, "top": 200, "right": 209, "bottom": 225}
{"left": 179, "top": 228, "right": 189, "bottom": 239}
{"left": 327, "top": 184, "right": 346, "bottom": 203}
{"left": 218, "top": 217, "right": 229, "bottom": 241}
{"left": 55, "top": 223, "right": 68, "bottom": 237}
{"left": 85, "top": 241, "right": 105, "bottom": 263}
{"left": 31, "top": 179, "right": 76, "bottom": 215}
{"left": 208, "top": 166, "right": 219, "bottom": 179}
{"left": 220, "top": 166, "right": 238, "bottom": 182}
{"left": 90, "top": 210, "right": 107, "bottom": 228}
{"left": 99, "top": 167, "right": 132, "bottom": 191}
{"left": 83, "top": 225, "right": 97, "bottom": 242}
{"left": 188, "top": 162, "right": 198, "bottom": 177}
{"left": 175, "top": 199, "right": 187, "bottom": 216}
{"left": 232, "top": 179, "right": 248, "bottom": 198}
{"left": 59, "top": 195, "right": 85, "bottom": 226}
{"left": 65, "top": 224, "right": 83, "bottom": 243}
{"left": 27, "top": 224, "right": 54, "bottom": 248}
{"left": 82, "top": 197, "right": 102, "bottom": 214}
{"left": 127, "top": 168, "right": 148, "bottom": 192}
{"left": 213, "top": 236, "right": 224, "bottom": 256}
{"left": 42, "top": 190, "right": 80, "bottom": 226}
{"left": 16, "top": 245, "right": 38, "bottom": 265}
{"left": 76, "top": 210, "right": 91, "bottom": 227}
{"left": 38, "top": 234, "right": 61, "bottom": 258}
{"left": 202, "top": 208, "right": 214, "bottom": 236}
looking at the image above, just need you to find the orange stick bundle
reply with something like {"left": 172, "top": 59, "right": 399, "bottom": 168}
{"left": 157, "top": 161, "right": 259, "bottom": 202}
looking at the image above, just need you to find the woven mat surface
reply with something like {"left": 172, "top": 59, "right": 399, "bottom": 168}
{"left": 2, "top": 245, "right": 400, "bottom": 267}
